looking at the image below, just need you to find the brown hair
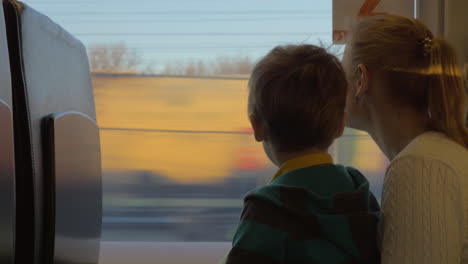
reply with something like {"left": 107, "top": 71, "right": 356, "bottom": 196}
{"left": 349, "top": 15, "right": 468, "bottom": 148}
{"left": 248, "top": 44, "right": 347, "bottom": 152}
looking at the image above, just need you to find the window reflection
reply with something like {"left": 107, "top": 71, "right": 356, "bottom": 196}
{"left": 22, "top": 0, "right": 388, "bottom": 243}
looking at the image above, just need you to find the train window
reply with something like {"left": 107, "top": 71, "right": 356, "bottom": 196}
{"left": 24, "top": 0, "right": 387, "bottom": 263}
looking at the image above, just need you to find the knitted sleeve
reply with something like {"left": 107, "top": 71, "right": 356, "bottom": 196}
{"left": 381, "top": 156, "right": 464, "bottom": 264}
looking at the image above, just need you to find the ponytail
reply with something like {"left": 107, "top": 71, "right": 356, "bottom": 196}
{"left": 350, "top": 15, "right": 468, "bottom": 148}
{"left": 428, "top": 37, "right": 468, "bottom": 148}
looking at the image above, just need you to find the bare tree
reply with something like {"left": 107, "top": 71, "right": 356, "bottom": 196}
{"left": 161, "top": 55, "right": 254, "bottom": 76}
{"left": 197, "top": 61, "right": 207, "bottom": 76}
{"left": 213, "top": 55, "right": 254, "bottom": 75}
{"left": 88, "top": 43, "right": 143, "bottom": 72}
{"left": 185, "top": 60, "right": 197, "bottom": 76}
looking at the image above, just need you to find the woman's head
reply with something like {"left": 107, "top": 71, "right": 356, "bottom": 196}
{"left": 343, "top": 15, "right": 468, "bottom": 148}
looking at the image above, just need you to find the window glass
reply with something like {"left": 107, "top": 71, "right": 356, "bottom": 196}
{"left": 24, "top": 0, "right": 387, "bottom": 243}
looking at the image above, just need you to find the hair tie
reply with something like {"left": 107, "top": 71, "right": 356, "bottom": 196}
{"left": 422, "top": 37, "right": 433, "bottom": 57}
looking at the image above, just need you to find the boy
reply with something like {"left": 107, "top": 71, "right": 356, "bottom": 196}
{"left": 226, "top": 45, "right": 380, "bottom": 264}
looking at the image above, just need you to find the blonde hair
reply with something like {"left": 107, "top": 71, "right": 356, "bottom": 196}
{"left": 349, "top": 15, "right": 468, "bottom": 148}
{"left": 465, "top": 63, "right": 468, "bottom": 93}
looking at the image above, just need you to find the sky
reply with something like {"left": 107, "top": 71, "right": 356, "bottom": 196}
{"left": 20, "top": 0, "right": 334, "bottom": 71}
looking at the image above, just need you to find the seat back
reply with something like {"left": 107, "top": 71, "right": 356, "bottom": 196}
{"left": 0, "top": 2, "right": 15, "bottom": 264}
{"left": 2, "top": 1, "right": 102, "bottom": 263}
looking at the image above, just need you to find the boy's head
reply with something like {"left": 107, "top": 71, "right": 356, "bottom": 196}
{"left": 248, "top": 44, "right": 347, "bottom": 162}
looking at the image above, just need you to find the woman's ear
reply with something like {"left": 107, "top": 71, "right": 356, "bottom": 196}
{"left": 356, "top": 64, "right": 370, "bottom": 100}
{"left": 249, "top": 114, "right": 265, "bottom": 142}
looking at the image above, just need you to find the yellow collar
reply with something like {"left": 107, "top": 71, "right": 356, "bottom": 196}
{"left": 271, "top": 153, "right": 333, "bottom": 183}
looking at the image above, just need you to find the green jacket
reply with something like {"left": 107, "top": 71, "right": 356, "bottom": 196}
{"left": 226, "top": 164, "right": 380, "bottom": 264}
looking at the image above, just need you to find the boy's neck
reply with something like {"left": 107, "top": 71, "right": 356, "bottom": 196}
{"left": 273, "top": 147, "right": 329, "bottom": 167}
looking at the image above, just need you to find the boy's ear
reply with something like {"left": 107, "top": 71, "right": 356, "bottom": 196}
{"left": 249, "top": 114, "right": 265, "bottom": 142}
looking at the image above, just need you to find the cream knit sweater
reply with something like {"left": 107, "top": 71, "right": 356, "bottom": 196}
{"left": 381, "top": 131, "right": 468, "bottom": 264}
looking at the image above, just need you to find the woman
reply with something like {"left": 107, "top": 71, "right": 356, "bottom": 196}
{"left": 342, "top": 15, "right": 468, "bottom": 263}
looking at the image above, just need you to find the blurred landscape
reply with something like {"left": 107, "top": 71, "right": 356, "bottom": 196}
{"left": 92, "top": 72, "right": 388, "bottom": 242}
